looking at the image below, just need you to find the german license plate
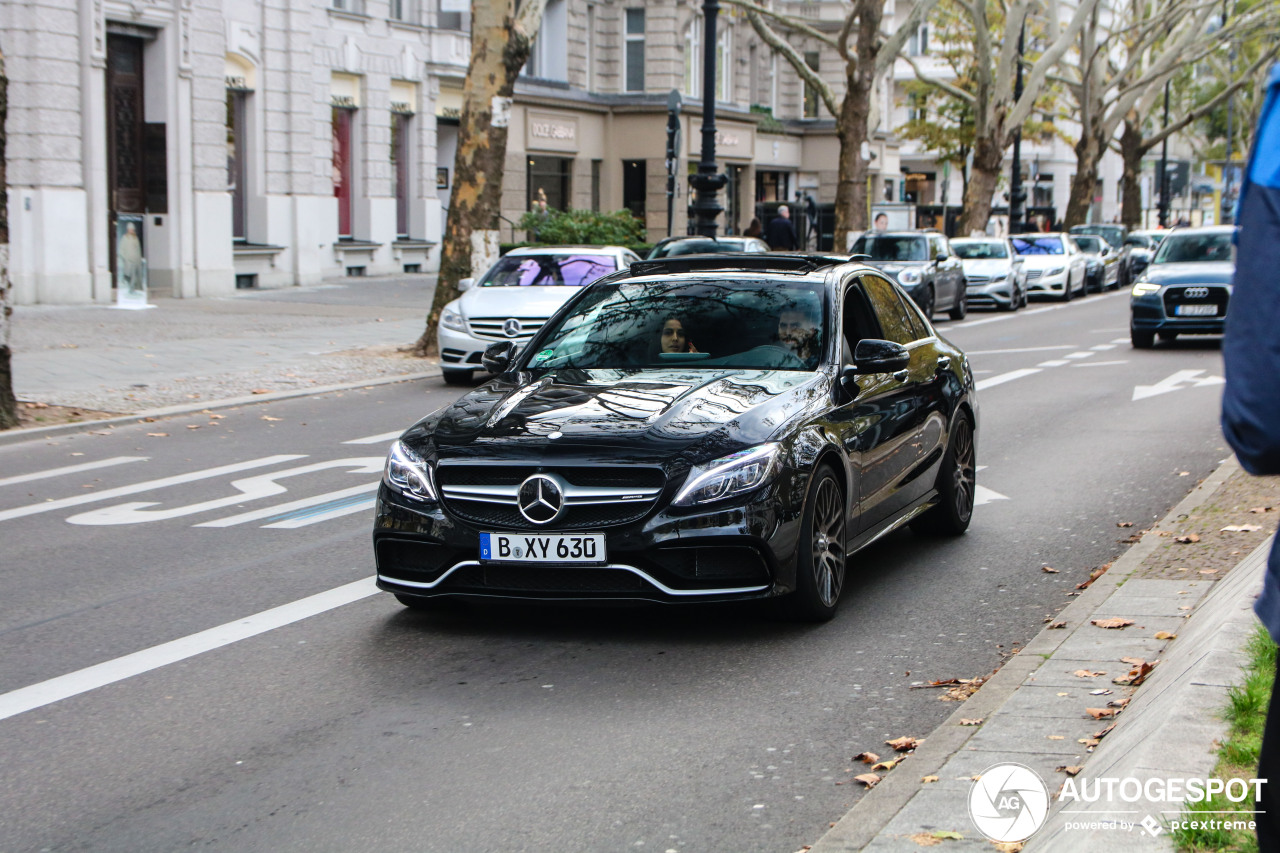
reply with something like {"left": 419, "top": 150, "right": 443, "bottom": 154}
{"left": 1175, "top": 304, "right": 1217, "bottom": 316}
{"left": 479, "top": 532, "right": 606, "bottom": 563}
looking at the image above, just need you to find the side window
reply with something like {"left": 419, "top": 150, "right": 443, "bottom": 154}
{"left": 861, "top": 275, "right": 916, "bottom": 345}
{"left": 841, "top": 281, "right": 882, "bottom": 364}
{"left": 898, "top": 290, "right": 932, "bottom": 340}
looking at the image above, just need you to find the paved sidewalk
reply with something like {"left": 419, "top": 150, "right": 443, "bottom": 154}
{"left": 812, "top": 458, "right": 1279, "bottom": 852}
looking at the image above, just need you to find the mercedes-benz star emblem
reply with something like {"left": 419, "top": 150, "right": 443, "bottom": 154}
{"left": 517, "top": 474, "right": 566, "bottom": 524}
{"left": 503, "top": 318, "right": 523, "bottom": 338}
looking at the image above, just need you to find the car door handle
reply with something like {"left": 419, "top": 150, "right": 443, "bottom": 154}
{"left": 893, "top": 369, "right": 910, "bottom": 382}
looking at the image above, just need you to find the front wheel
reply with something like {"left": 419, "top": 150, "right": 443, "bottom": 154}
{"left": 911, "top": 413, "right": 975, "bottom": 536}
{"left": 1131, "top": 327, "right": 1155, "bottom": 348}
{"left": 948, "top": 287, "right": 968, "bottom": 320}
{"left": 1060, "top": 278, "right": 1074, "bottom": 302}
{"left": 784, "top": 465, "right": 847, "bottom": 622}
{"left": 917, "top": 286, "right": 936, "bottom": 320}
{"left": 442, "top": 369, "right": 473, "bottom": 386}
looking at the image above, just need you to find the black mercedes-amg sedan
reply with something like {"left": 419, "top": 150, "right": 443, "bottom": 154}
{"left": 375, "top": 254, "right": 979, "bottom": 621}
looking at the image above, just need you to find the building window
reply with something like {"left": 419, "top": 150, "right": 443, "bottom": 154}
{"left": 748, "top": 44, "right": 759, "bottom": 106}
{"left": 437, "top": 0, "right": 467, "bottom": 30}
{"left": 684, "top": 16, "right": 702, "bottom": 97}
{"left": 392, "top": 111, "right": 412, "bottom": 237}
{"left": 625, "top": 8, "right": 646, "bottom": 93}
{"left": 756, "top": 170, "right": 789, "bottom": 203}
{"left": 226, "top": 89, "right": 249, "bottom": 241}
{"left": 332, "top": 107, "right": 355, "bottom": 238}
{"left": 591, "top": 159, "right": 602, "bottom": 212}
{"left": 526, "top": 0, "right": 567, "bottom": 81}
{"left": 332, "top": 0, "right": 365, "bottom": 13}
{"left": 803, "top": 51, "right": 820, "bottom": 118}
{"left": 908, "top": 23, "right": 929, "bottom": 57}
{"left": 586, "top": 4, "right": 596, "bottom": 91}
{"left": 716, "top": 27, "right": 732, "bottom": 102}
{"left": 623, "top": 160, "right": 646, "bottom": 220}
{"left": 907, "top": 92, "right": 927, "bottom": 122}
{"left": 528, "top": 156, "right": 571, "bottom": 212}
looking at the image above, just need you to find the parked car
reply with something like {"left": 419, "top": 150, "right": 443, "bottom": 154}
{"left": 1129, "top": 226, "right": 1235, "bottom": 348}
{"left": 950, "top": 236, "right": 1027, "bottom": 311}
{"left": 376, "top": 253, "right": 979, "bottom": 622}
{"left": 437, "top": 245, "right": 642, "bottom": 384}
{"left": 1012, "top": 233, "right": 1088, "bottom": 301}
{"left": 1070, "top": 234, "right": 1121, "bottom": 293}
{"left": 646, "top": 236, "right": 770, "bottom": 259}
{"left": 849, "top": 231, "right": 967, "bottom": 320}
{"left": 1123, "top": 230, "right": 1166, "bottom": 279}
{"left": 1070, "top": 224, "right": 1130, "bottom": 287}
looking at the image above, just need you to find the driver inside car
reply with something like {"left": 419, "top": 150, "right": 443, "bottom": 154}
{"left": 777, "top": 304, "right": 822, "bottom": 367}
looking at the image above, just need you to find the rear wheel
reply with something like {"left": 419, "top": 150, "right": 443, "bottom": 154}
{"left": 948, "top": 287, "right": 968, "bottom": 320}
{"left": 911, "top": 412, "right": 975, "bottom": 536}
{"left": 785, "top": 465, "right": 846, "bottom": 622}
{"left": 917, "top": 286, "right": 936, "bottom": 320}
{"left": 1131, "top": 327, "right": 1155, "bottom": 348}
{"left": 442, "top": 369, "right": 473, "bottom": 386}
{"left": 1060, "top": 278, "right": 1074, "bottom": 302}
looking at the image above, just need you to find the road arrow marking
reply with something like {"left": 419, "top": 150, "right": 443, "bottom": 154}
{"left": 974, "top": 485, "right": 1009, "bottom": 506}
{"left": 1132, "top": 369, "right": 1226, "bottom": 401}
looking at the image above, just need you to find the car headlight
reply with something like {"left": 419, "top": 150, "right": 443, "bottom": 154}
{"left": 673, "top": 444, "right": 783, "bottom": 507}
{"left": 1046, "top": 267, "right": 1065, "bottom": 277}
{"left": 990, "top": 273, "right": 1008, "bottom": 282}
{"left": 440, "top": 306, "right": 467, "bottom": 333}
{"left": 1131, "top": 281, "right": 1162, "bottom": 296}
{"left": 898, "top": 269, "right": 922, "bottom": 285}
{"left": 383, "top": 440, "right": 437, "bottom": 502}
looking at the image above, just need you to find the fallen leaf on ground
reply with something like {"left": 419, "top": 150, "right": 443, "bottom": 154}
{"left": 1048, "top": 621, "right": 1067, "bottom": 629}
{"left": 854, "top": 773, "right": 881, "bottom": 788}
{"left": 1086, "top": 708, "right": 1116, "bottom": 719}
{"left": 1094, "top": 722, "right": 1117, "bottom": 739}
{"left": 1154, "top": 631, "right": 1177, "bottom": 640}
{"left": 146, "top": 432, "right": 168, "bottom": 437}
{"left": 933, "top": 831, "right": 964, "bottom": 841}
{"left": 1179, "top": 471, "right": 1191, "bottom": 476}
{"left": 1121, "top": 656, "right": 1147, "bottom": 665}
{"left": 1108, "top": 698, "right": 1131, "bottom": 708}
{"left": 1114, "top": 660, "right": 1156, "bottom": 686}
{"left": 886, "top": 736, "right": 922, "bottom": 752}
{"left": 1047, "top": 735, "right": 1065, "bottom": 740}
{"left": 1077, "top": 568, "right": 1108, "bottom": 589}
{"left": 1198, "top": 569, "right": 1219, "bottom": 575}
{"left": 1249, "top": 506, "right": 1275, "bottom": 514}
{"left": 1222, "top": 524, "right": 1263, "bottom": 533}
{"left": 1090, "top": 689, "right": 1113, "bottom": 696}
{"left": 1041, "top": 566, "right": 1060, "bottom": 573}
{"left": 261, "top": 415, "right": 282, "bottom": 422}
{"left": 960, "top": 718, "right": 983, "bottom": 726}
{"left": 1091, "top": 618, "right": 1134, "bottom": 630}
{"left": 1175, "top": 534, "right": 1201, "bottom": 544}
{"left": 1056, "top": 765, "right": 1084, "bottom": 776}
{"left": 1116, "top": 521, "right": 1134, "bottom": 528}
{"left": 872, "top": 758, "right": 901, "bottom": 771}
{"left": 991, "top": 843, "right": 1025, "bottom": 853}
{"left": 909, "top": 834, "right": 942, "bottom": 847}
{"left": 1121, "top": 534, "right": 1143, "bottom": 543}
{"left": 1079, "top": 737, "right": 1101, "bottom": 747}
{"left": 186, "top": 424, "right": 200, "bottom": 430}
{"left": 922, "top": 775, "right": 939, "bottom": 783}
{"left": 1179, "top": 605, "right": 1192, "bottom": 611}
{"left": 853, "top": 752, "right": 880, "bottom": 765}
{"left": 251, "top": 389, "right": 271, "bottom": 395}
{"left": 1074, "top": 669, "right": 1105, "bottom": 678}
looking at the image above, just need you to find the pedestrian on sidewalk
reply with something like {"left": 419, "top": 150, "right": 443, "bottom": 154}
{"left": 765, "top": 205, "right": 798, "bottom": 251}
{"left": 1221, "top": 61, "right": 1280, "bottom": 852}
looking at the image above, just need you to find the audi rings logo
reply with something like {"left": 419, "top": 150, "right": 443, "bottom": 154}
{"left": 968, "top": 763, "right": 1050, "bottom": 842}
{"left": 1183, "top": 287, "right": 1210, "bottom": 299}
{"left": 503, "top": 318, "right": 523, "bottom": 337}
{"left": 517, "top": 474, "right": 566, "bottom": 524}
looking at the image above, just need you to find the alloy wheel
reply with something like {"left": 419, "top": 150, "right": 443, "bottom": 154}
{"left": 810, "top": 477, "right": 846, "bottom": 608}
{"left": 950, "top": 417, "right": 976, "bottom": 525}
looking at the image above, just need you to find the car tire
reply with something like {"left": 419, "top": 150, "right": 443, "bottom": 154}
{"left": 910, "top": 412, "right": 976, "bottom": 537}
{"left": 1019, "top": 283, "right": 1029, "bottom": 309}
{"left": 948, "top": 288, "right": 967, "bottom": 320}
{"left": 784, "top": 464, "right": 847, "bottom": 623}
{"left": 1060, "top": 277, "right": 1073, "bottom": 302}
{"left": 918, "top": 286, "right": 936, "bottom": 319}
{"left": 1158, "top": 331, "right": 1179, "bottom": 342}
{"left": 1131, "top": 327, "right": 1155, "bottom": 348}
{"left": 442, "top": 369, "right": 473, "bottom": 386}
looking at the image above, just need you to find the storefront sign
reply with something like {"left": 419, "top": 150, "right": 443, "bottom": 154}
{"left": 526, "top": 112, "right": 579, "bottom": 152}
{"left": 689, "top": 123, "right": 755, "bottom": 159}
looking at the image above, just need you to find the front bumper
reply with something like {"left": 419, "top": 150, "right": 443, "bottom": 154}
{"left": 965, "top": 277, "right": 1016, "bottom": 309}
{"left": 1130, "top": 285, "right": 1229, "bottom": 335}
{"left": 1025, "top": 269, "right": 1069, "bottom": 297}
{"left": 438, "top": 324, "right": 535, "bottom": 373}
{"left": 373, "top": 480, "right": 802, "bottom": 605}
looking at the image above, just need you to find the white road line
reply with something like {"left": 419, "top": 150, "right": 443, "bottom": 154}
{"left": 0, "top": 456, "right": 306, "bottom": 523}
{"left": 1038, "top": 359, "right": 1071, "bottom": 367}
{"left": 0, "top": 578, "right": 380, "bottom": 723}
{"left": 974, "top": 485, "right": 1009, "bottom": 506}
{"left": 197, "top": 483, "right": 377, "bottom": 528}
{"left": 0, "top": 457, "right": 148, "bottom": 488}
{"left": 1111, "top": 337, "right": 1130, "bottom": 344}
{"left": 1064, "top": 351, "right": 1097, "bottom": 359}
{"left": 1072, "top": 360, "right": 1130, "bottom": 368}
{"left": 343, "top": 431, "right": 402, "bottom": 445}
{"left": 1091, "top": 343, "right": 1117, "bottom": 351}
{"left": 975, "top": 368, "right": 1041, "bottom": 391}
{"left": 963, "top": 345, "right": 1077, "bottom": 356}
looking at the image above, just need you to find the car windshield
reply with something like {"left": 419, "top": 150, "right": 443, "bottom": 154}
{"left": 479, "top": 254, "right": 617, "bottom": 287}
{"left": 1071, "top": 226, "right": 1124, "bottom": 248}
{"left": 648, "top": 239, "right": 748, "bottom": 259}
{"left": 1073, "top": 236, "right": 1103, "bottom": 253}
{"left": 851, "top": 235, "right": 928, "bottom": 262}
{"left": 1012, "top": 237, "right": 1065, "bottom": 255}
{"left": 952, "top": 241, "right": 1008, "bottom": 259}
{"left": 1152, "top": 232, "right": 1235, "bottom": 264}
{"left": 528, "top": 279, "right": 828, "bottom": 372}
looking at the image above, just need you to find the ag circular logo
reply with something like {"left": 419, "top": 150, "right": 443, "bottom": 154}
{"left": 968, "top": 762, "right": 1050, "bottom": 842}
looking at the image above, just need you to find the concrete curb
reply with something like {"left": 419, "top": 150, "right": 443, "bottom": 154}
{"left": 809, "top": 457, "right": 1245, "bottom": 852}
{"left": 0, "top": 370, "right": 441, "bottom": 447}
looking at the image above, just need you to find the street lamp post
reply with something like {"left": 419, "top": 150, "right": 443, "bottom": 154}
{"left": 688, "top": 0, "right": 727, "bottom": 237}
{"left": 1008, "top": 20, "right": 1027, "bottom": 234}
{"left": 1158, "top": 80, "right": 1171, "bottom": 227}
{"left": 665, "top": 89, "right": 682, "bottom": 236}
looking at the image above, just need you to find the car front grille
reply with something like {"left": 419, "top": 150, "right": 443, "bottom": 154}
{"left": 965, "top": 275, "right": 992, "bottom": 286}
{"left": 436, "top": 464, "right": 666, "bottom": 530}
{"left": 467, "top": 317, "right": 546, "bottom": 342}
{"left": 1024, "top": 270, "right": 1043, "bottom": 282}
{"left": 1162, "top": 285, "right": 1229, "bottom": 317}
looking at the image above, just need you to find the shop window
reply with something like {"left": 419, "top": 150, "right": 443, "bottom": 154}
{"left": 332, "top": 107, "right": 355, "bottom": 238}
{"left": 623, "top": 160, "right": 646, "bottom": 220}
{"left": 591, "top": 159, "right": 602, "bottom": 212}
{"left": 528, "top": 156, "right": 571, "bottom": 212}
{"left": 625, "top": 8, "right": 646, "bottom": 92}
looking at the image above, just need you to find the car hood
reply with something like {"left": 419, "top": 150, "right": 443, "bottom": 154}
{"left": 1142, "top": 261, "right": 1235, "bottom": 286}
{"left": 406, "top": 367, "right": 828, "bottom": 464}
{"left": 458, "top": 284, "right": 587, "bottom": 319}
{"left": 960, "top": 259, "right": 1012, "bottom": 276}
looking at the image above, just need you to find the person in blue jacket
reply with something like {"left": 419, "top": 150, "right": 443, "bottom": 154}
{"left": 1221, "top": 62, "right": 1280, "bottom": 850}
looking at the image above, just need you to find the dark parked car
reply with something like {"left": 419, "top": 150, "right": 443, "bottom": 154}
{"left": 1070, "top": 234, "right": 1121, "bottom": 293}
{"left": 1123, "top": 230, "right": 1165, "bottom": 279}
{"left": 375, "top": 254, "right": 979, "bottom": 622}
{"left": 1129, "top": 226, "right": 1235, "bottom": 348}
{"left": 646, "top": 236, "right": 771, "bottom": 259}
{"left": 849, "top": 231, "right": 967, "bottom": 320}
{"left": 1070, "top": 224, "right": 1131, "bottom": 287}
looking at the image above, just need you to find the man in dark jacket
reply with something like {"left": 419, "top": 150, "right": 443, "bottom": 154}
{"left": 765, "top": 204, "right": 798, "bottom": 251}
{"left": 1221, "top": 62, "right": 1280, "bottom": 851}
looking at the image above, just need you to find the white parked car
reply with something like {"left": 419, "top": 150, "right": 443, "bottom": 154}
{"left": 437, "top": 245, "right": 642, "bottom": 384}
{"left": 950, "top": 236, "right": 1027, "bottom": 311}
{"left": 1012, "top": 233, "right": 1089, "bottom": 302}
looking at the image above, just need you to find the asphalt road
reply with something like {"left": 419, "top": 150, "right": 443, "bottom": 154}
{"left": 0, "top": 290, "right": 1231, "bottom": 853}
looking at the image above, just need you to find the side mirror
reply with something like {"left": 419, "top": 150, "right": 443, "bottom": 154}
{"left": 935, "top": 252, "right": 948, "bottom": 263}
{"left": 851, "top": 339, "right": 910, "bottom": 374}
{"left": 458, "top": 277, "right": 475, "bottom": 292}
{"left": 481, "top": 341, "right": 519, "bottom": 374}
